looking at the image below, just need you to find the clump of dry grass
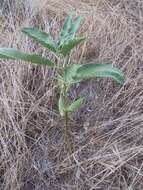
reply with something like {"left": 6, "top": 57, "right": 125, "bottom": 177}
{"left": 0, "top": 0, "right": 143, "bottom": 189}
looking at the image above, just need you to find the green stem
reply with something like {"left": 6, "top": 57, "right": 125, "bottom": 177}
{"left": 63, "top": 83, "right": 73, "bottom": 154}
{"left": 59, "top": 56, "right": 72, "bottom": 153}
{"left": 64, "top": 110, "right": 73, "bottom": 154}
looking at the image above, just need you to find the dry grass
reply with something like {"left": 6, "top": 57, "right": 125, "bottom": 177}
{"left": 0, "top": 0, "right": 143, "bottom": 189}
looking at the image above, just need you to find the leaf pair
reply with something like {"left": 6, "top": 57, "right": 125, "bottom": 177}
{"left": 0, "top": 15, "right": 85, "bottom": 64}
{"left": 59, "top": 15, "right": 82, "bottom": 44}
{"left": 58, "top": 15, "right": 85, "bottom": 57}
{"left": 22, "top": 15, "right": 84, "bottom": 58}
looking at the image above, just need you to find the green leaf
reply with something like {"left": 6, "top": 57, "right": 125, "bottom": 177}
{"left": 74, "top": 64, "right": 124, "bottom": 84}
{"left": 60, "top": 14, "right": 72, "bottom": 40}
{"left": 58, "top": 95, "right": 65, "bottom": 116}
{"left": 0, "top": 48, "right": 54, "bottom": 66}
{"left": 67, "top": 97, "right": 85, "bottom": 113}
{"left": 22, "top": 27, "right": 57, "bottom": 53}
{"left": 70, "top": 16, "right": 82, "bottom": 38}
{"left": 63, "top": 64, "right": 82, "bottom": 84}
{"left": 60, "top": 37, "right": 85, "bottom": 57}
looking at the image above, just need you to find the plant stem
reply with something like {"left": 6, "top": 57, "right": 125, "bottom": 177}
{"left": 64, "top": 112, "right": 74, "bottom": 154}
{"left": 59, "top": 56, "right": 73, "bottom": 153}
{"left": 62, "top": 83, "right": 73, "bottom": 154}
{"left": 64, "top": 111, "right": 70, "bottom": 152}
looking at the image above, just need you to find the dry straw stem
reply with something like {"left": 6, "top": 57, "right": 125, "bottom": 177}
{"left": 0, "top": 0, "right": 143, "bottom": 189}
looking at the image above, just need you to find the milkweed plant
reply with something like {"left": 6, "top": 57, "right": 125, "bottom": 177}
{"left": 0, "top": 14, "right": 124, "bottom": 152}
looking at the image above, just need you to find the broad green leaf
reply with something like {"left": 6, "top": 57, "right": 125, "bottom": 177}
{"left": 70, "top": 16, "right": 82, "bottom": 38}
{"left": 0, "top": 48, "right": 54, "bottom": 66}
{"left": 74, "top": 64, "right": 124, "bottom": 84}
{"left": 22, "top": 27, "right": 57, "bottom": 53}
{"left": 60, "top": 37, "right": 85, "bottom": 57}
{"left": 60, "top": 14, "right": 72, "bottom": 40}
{"left": 63, "top": 64, "right": 82, "bottom": 84}
{"left": 67, "top": 97, "right": 85, "bottom": 113}
{"left": 58, "top": 95, "right": 65, "bottom": 116}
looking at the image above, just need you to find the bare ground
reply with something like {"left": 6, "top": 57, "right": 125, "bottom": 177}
{"left": 0, "top": 0, "right": 143, "bottom": 189}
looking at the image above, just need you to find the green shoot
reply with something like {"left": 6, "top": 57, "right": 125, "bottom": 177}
{"left": 0, "top": 14, "right": 124, "bottom": 153}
